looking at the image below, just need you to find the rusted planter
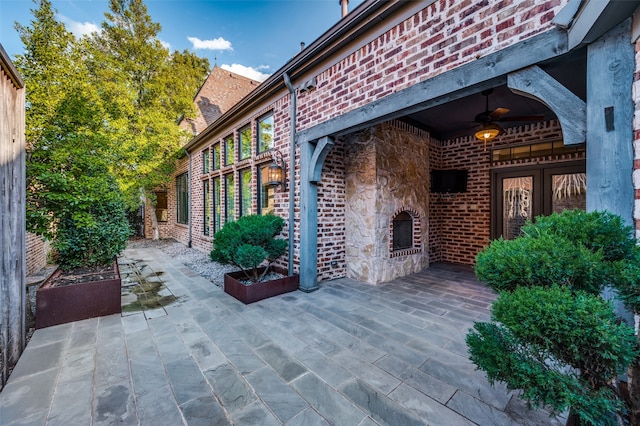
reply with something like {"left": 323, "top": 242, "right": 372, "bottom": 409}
{"left": 224, "top": 267, "right": 299, "bottom": 304}
{"left": 36, "top": 260, "right": 121, "bottom": 329}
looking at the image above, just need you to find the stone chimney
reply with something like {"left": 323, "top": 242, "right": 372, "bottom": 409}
{"left": 340, "top": 0, "right": 349, "bottom": 18}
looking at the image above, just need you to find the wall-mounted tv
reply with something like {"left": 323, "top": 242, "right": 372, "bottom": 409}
{"left": 430, "top": 169, "right": 468, "bottom": 193}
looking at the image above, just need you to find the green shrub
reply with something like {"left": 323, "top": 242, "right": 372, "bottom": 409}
{"left": 54, "top": 180, "right": 131, "bottom": 271}
{"left": 467, "top": 285, "right": 638, "bottom": 425}
{"left": 210, "top": 214, "right": 288, "bottom": 283}
{"left": 522, "top": 210, "right": 636, "bottom": 262}
{"left": 474, "top": 232, "right": 604, "bottom": 294}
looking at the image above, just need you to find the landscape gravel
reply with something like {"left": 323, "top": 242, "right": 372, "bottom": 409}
{"left": 126, "top": 238, "right": 237, "bottom": 287}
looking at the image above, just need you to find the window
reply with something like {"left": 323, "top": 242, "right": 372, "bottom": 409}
{"left": 155, "top": 191, "right": 168, "bottom": 222}
{"left": 202, "top": 148, "right": 210, "bottom": 174}
{"left": 239, "top": 125, "right": 252, "bottom": 161}
{"left": 225, "top": 173, "right": 235, "bottom": 222}
{"left": 213, "top": 177, "right": 221, "bottom": 232}
{"left": 203, "top": 180, "right": 211, "bottom": 236}
{"left": 258, "top": 164, "right": 274, "bottom": 215}
{"left": 224, "top": 135, "right": 234, "bottom": 166}
{"left": 176, "top": 173, "right": 189, "bottom": 225}
{"left": 213, "top": 143, "right": 221, "bottom": 170}
{"left": 392, "top": 212, "right": 413, "bottom": 251}
{"left": 257, "top": 113, "right": 274, "bottom": 153}
{"left": 239, "top": 169, "right": 252, "bottom": 217}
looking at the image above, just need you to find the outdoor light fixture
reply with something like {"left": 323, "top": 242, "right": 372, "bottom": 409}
{"left": 267, "top": 149, "right": 287, "bottom": 191}
{"left": 475, "top": 122, "right": 504, "bottom": 150}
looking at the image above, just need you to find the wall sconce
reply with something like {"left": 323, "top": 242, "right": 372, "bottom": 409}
{"left": 267, "top": 149, "right": 287, "bottom": 191}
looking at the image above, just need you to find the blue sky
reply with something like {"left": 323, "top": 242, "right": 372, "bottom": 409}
{"left": 1, "top": 0, "right": 364, "bottom": 81}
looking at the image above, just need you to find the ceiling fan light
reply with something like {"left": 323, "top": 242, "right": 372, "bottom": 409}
{"left": 475, "top": 122, "right": 503, "bottom": 141}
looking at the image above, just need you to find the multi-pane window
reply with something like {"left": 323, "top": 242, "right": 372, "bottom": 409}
{"left": 225, "top": 173, "right": 235, "bottom": 222}
{"left": 257, "top": 113, "right": 274, "bottom": 153}
{"left": 155, "top": 191, "right": 168, "bottom": 222}
{"left": 224, "top": 135, "right": 234, "bottom": 166}
{"left": 257, "top": 164, "right": 274, "bottom": 215}
{"left": 202, "top": 148, "right": 210, "bottom": 174}
{"left": 176, "top": 173, "right": 189, "bottom": 225}
{"left": 239, "top": 169, "right": 252, "bottom": 217}
{"left": 239, "top": 125, "right": 252, "bottom": 161}
{"left": 213, "top": 177, "right": 221, "bottom": 233}
{"left": 213, "top": 143, "right": 221, "bottom": 170}
{"left": 203, "top": 180, "right": 211, "bottom": 236}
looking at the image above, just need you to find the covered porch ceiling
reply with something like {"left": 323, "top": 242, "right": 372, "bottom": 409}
{"left": 400, "top": 48, "right": 587, "bottom": 141}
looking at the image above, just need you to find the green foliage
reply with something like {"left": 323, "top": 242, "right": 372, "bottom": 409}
{"left": 469, "top": 209, "right": 640, "bottom": 424}
{"left": 55, "top": 178, "right": 131, "bottom": 270}
{"left": 522, "top": 210, "right": 636, "bottom": 262}
{"left": 467, "top": 285, "right": 637, "bottom": 425}
{"left": 475, "top": 232, "right": 604, "bottom": 294}
{"left": 211, "top": 215, "right": 288, "bottom": 283}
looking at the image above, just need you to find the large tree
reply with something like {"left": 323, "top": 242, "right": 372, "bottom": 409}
{"left": 15, "top": 0, "right": 118, "bottom": 240}
{"left": 89, "top": 0, "right": 209, "bottom": 239}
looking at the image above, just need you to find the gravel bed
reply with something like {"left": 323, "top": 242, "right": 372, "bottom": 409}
{"left": 126, "top": 238, "right": 237, "bottom": 287}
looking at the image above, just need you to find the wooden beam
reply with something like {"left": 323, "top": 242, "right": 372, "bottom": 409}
{"left": 298, "top": 138, "right": 321, "bottom": 292}
{"left": 586, "top": 19, "right": 634, "bottom": 227}
{"left": 308, "top": 136, "right": 334, "bottom": 183}
{"left": 297, "top": 27, "right": 568, "bottom": 143}
{"left": 507, "top": 65, "right": 586, "bottom": 145}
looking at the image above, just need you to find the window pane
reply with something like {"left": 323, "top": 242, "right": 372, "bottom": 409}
{"left": 155, "top": 191, "right": 168, "bottom": 222}
{"left": 203, "top": 180, "right": 211, "bottom": 236}
{"left": 239, "top": 169, "right": 252, "bottom": 217}
{"left": 176, "top": 173, "right": 189, "bottom": 225}
{"left": 239, "top": 126, "right": 252, "bottom": 160}
{"left": 224, "top": 136, "right": 234, "bottom": 165}
{"left": 502, "top": 176, "right": 532, "bottom": 239}
{"left": 225, "top": 173, "right": 235, "bottom": 222}
{"left": 258, "top": 114, "right": 274, "bottom": 153}
{"left": 213, "top": 144, "right": 220, "bottom": 170}
{"left": 202, "top": 148, "right": 210, "bottom": 174}
{"left": 552, "top": 173, "right": 586, "bottom": 213}
{"left": 258, "top": 165, "right": 274, "bottom": 215}
{"left": 213, "top": 177, "right": 221, "bottom": 232}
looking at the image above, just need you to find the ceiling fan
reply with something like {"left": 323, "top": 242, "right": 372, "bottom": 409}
{"left": 473, "top": 88, "right": 544, "bottom": 147}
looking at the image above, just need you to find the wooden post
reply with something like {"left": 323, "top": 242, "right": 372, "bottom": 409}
{"left": 0, "top": 44, "right": 26, "bottom": 388}
{"left": 586, "top": 19, "right": 634, "bottom": 227}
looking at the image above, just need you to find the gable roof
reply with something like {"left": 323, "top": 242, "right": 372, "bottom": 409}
{"left": 180, "top": 65, "right": 260, "bottom": 135}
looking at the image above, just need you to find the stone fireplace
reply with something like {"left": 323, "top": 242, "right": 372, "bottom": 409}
{"left": 344, "top": 121, "right": 431, "bottom": 284}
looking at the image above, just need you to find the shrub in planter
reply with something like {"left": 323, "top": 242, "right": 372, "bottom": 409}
{"left": 467, "top": 285, "right": 638, "bottom": 426}
{"left": 210, "top": 214, "right": 288, "bottom": 283}
{"left": 54, "top": 180, "right": 131, "bottom": 271}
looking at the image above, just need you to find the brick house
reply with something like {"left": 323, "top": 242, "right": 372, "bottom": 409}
{"left": 150, "top": 0, "right": 640, "bottom": 292}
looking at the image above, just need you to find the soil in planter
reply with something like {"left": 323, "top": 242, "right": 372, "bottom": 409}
{"left": 50, "top": 264, "right": 117, "bottom": 287}
{"left": 237, "top": 271, "right": 285, "bottom": 285}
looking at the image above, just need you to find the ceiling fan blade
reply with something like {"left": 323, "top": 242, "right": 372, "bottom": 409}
{"left": 488, "top": 107, "right": 510, "bottom": 120}
{"left": 497, "top": 115, "right": 545, "bottom": 122}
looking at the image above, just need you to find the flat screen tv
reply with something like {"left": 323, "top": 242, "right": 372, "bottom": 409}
{"left": 430, "top": 169, "right": 468, "bottom": 193}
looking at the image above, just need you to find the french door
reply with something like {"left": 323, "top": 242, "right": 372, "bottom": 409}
{"left": 492, "top": 162, "right": 586, "bottom": 239}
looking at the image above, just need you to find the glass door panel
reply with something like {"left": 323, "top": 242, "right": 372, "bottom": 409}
{"left": 502, "top": 176, "right": 533, "bottom": 239}
{"left": 551, "top": 172, "right": 586, "bottom": 213}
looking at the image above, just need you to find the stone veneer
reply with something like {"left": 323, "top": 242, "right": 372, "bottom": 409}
{"left": 345, "top": 121, "right": 430, "bottom": 284}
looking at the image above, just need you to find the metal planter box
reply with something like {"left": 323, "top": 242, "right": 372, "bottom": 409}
{"left": 223, "top": 267, "right": 299, "bottom": 304}
{"left": 36, "top": 260, "right": 121, "bottom": 329}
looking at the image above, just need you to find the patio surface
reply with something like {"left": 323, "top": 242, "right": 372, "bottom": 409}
{"left": 0, "top": 247, "right": 565, "bottom": 425}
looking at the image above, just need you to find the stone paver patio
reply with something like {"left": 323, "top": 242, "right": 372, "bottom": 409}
{"left": 0, "top": 247, "right": 566, "bottom": 425}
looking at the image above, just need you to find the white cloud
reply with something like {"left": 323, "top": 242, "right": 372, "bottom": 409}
{"left": 188, "top": 36, "right": 232, "bottom": 51}
{"left": 221, "top": 63, "right": 270, "bottom": 82}
{"left": 58, "top": 14, "right": 100, "bottom": 37}
{"left": 256, "top": 65, "right": 270, "bottom": 71}
{"left": 159, "top": 39, "right": 171, "bottom": 50}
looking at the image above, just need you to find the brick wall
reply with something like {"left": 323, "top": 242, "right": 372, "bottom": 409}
{"left": 429, "top": 119, "right": 584, "bottom": 265}
{"left": 297, "top": 0, "right": 567, "bottom": 132}
{"left": 25, "top": 232, "right": 48, "bottom": 275}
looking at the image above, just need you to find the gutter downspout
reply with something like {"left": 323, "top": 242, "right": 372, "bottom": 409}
{"left": 186, "top": 150, "right": 193, "bottom": 248}
{"left": 283, "top": 73, "right": 296, "bottom": 277}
